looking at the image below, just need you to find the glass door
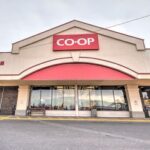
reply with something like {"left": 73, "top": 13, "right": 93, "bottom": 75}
{"left": 140, "top": 87, "right": 150, "bottom": 117}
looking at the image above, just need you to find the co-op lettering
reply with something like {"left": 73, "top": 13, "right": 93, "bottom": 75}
{"left": 56, "top": 37, "right": 95, "bottom": 46}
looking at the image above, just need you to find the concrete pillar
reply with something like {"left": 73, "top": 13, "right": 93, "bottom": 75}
{"left": 125, "top": 84, "right": 145, "bottom": 118}
{"left": 15, "top": 85, "right": 30, "bottom": 116}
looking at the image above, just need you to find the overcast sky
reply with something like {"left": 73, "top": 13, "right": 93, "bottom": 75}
{"left": 0, "top": 0, "right": 150, "bottom": 52}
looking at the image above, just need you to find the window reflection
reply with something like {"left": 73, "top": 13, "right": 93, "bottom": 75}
{"left": 102, "top": 89, "right": 115, "bottom": 110}
{"left": 41, "top": 88, "right": 51, "bottom": 109}
{"left": 30, "top": 86, "right": 128, "bottom": 111}
{"left": 78, "top": 87, "right": 90, "bottom": 110}
{"left": 114, "top": 90, "right": 128, "bottom": 110}
{"left": 78, "top": 86, "right": 128, "bottom": 111}
{"left": 64, "top": 87, "right": 75, "bottom": 110}
{"left": 90, "top": 88, "right": 102, "bottom": 110}
{"left": 30, "top": 86, "right": 75, "bottom": 110}
{"left": 141, "top": 87, "right": 150, "bottom": 110}
{"left": 52, "top": 88, "right": 63, "bottom": 110}
{"left": 30, "top": 89, "right": 41, "bottom": 108}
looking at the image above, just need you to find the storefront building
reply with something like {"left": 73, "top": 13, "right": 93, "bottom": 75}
{"left": 0, "top": 20, "right": 150, "bottom": 118}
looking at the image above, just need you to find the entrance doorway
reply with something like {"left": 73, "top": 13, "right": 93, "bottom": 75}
{"left": 139, "top": 87, "right": 150, "bottom": 117}
{"left": 0, "top": 87, "right": 18, "bottom": 115}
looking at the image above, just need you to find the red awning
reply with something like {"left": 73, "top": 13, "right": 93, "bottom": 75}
{"left": 22, "top": 63, "right": 134, "bottom": 80}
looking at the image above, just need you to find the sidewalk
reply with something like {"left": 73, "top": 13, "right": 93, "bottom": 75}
{"left": 0, "top": 115, "right": 150, "bottom": 122}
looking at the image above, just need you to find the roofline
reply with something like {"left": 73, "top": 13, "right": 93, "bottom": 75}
{"left": 12, "top": 19, "right": 144, "bottom": 45}
{"left": 75, "top": 20, "right": 144, "bottom": 40}
{"left": 11, "top": 19, "right": 146, "bottom": 53}
{"left": 12, "top": 20, "right": 76, "bottom": 45}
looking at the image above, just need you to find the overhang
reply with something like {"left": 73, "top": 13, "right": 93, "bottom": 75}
{"left": 22, "top": 63, "right": 134, "bottom": 80}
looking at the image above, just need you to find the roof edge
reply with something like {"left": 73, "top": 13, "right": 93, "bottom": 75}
{"left": 11, "top": 20, "right": 146, "bottom": 54}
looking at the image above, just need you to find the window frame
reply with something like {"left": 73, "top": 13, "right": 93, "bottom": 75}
{"left": 30, "top": 86, "right": 75, "bottom": 111}
{"left": 78, "top": 86, "right": 128, "bottom": 111}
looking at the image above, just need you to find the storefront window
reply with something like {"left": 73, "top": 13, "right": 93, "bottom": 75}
{"left": 52, "top": 87, "right": 63, "bottom": 110}
{"left": 30, "top": 86, "right": 128, "bottom": 111}
{"left": 30, "top": 86, "right": 75, "bottom": 110}
{"left": 114, "top": 89, "right": 128, "bottom": 110}
{"left": 90, "top": 87, "right": 102, "bottom": 110}
{"left": 78, "top": 86, "right": 128, "bottom": 111}
{"left": 30, "top": 87, "right": 52, "bottom": 109}
{"left": 41, "top": 88, "right": 52, "bottom": 109}
{"left": 78, "top": 87, "right": 90, "bottom": 110}
{"left": 140, "top": 87, "right": 150, "bottom": 110}
{"left": 30, "top": 88, "right": 41, "bottom": 108}
{"left": 64, "top": 86, "right": 75, "bottom": 110}
{"left": 102, "top": 89, "right": 115, "bottom": 110}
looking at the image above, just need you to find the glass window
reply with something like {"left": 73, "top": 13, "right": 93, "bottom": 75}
{"left": 114, "top": 89, "right": 128, "bottom": 110}
{"left": 78, "top": 86, "right": 128, "bottom": 111}
{"left": 30, "top": 87, "right": 52, "bottom": 109}
{"left": 30, "top": 86, "right": 75, "bottom": 111}
{"left": 64, "top": 87, "right": 75, "bottom": 110}
{"left": 78, "top": 87, "right": 90, "bottom": 110}
{"left": 41, "top": 88, "right": 52, "bottom": 110}
{"left": 102, "top": 89, "right": 115, "bottom": 110}
{"left": 52, "top": 87, "right": 63, "bottom": 110}
{"left": 90, "top": 87, "right": 102, "bottom": 110}
{"left": 30, "top": 88, "right": 41, "bottom": 108}
{"left": 30, "top": 86, "right": 128, "bottom": 111}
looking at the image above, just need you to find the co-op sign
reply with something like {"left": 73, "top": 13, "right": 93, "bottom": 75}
{"left": 53, "top": 34, "right": 99, "bottom": 51}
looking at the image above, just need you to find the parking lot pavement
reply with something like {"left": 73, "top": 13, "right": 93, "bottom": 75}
{"left": 0, "top": 120, "right": 150, "bottom": 150}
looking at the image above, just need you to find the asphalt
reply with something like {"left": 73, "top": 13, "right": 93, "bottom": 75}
{"left": 0, "top": 120, "right": 150, "bottom": 150}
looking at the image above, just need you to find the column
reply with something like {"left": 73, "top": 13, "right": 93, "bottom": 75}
{"left": 125, "top": 84, "right": 145, "bottom": 118}
{"left": 75, "top": 84, "right": 79, "bottom": 116}
{"left": 15, "top": 85, "right": 30, "bottom": 116}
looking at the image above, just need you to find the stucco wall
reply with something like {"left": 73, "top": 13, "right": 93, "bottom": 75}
{"left": 0, "top": 26, "right": 150, "bottom": 79}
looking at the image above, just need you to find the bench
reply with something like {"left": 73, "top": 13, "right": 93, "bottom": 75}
{"left": 27, "top": 108, "right": 46, "bottom": 116}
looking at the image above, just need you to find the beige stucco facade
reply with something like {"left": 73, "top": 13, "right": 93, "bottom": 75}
{"left": 0, "top": 20, "right": 150, "bottom": 118}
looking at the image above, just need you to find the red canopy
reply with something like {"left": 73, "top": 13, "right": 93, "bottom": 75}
{"left": 22, "top": 63, "right": 134, "bottom": 80}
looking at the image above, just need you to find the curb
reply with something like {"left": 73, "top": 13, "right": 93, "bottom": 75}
{"left": 0, "top": 116, "right": 150, "bottom": 123}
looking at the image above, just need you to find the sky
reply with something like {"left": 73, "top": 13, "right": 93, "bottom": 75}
{"left": 0, "top": 0, "right": 150, "bottom": 52}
